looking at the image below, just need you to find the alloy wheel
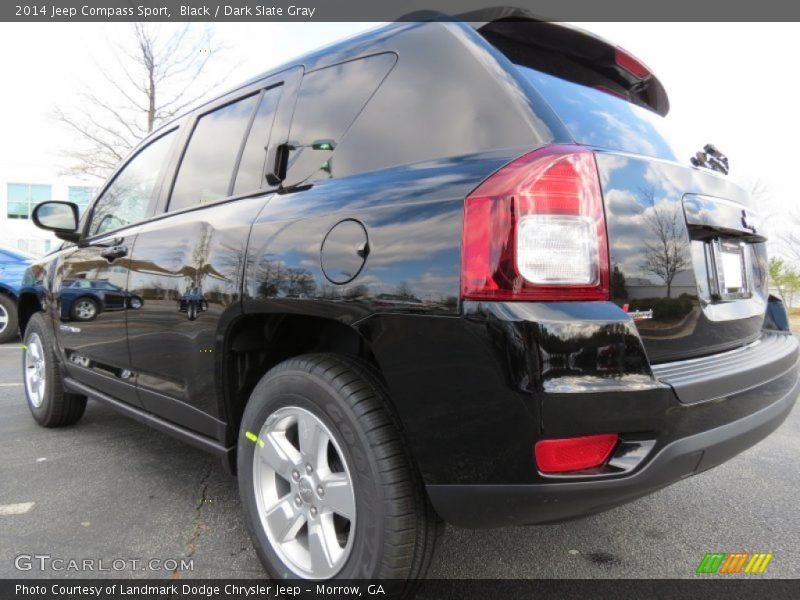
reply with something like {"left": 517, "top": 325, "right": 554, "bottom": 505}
{"left": 74, "top": 300, "right": 97, "bottom": 320}
{"left": 0, "top": 303, "right": 7, "bottom": 335}
{"left": 253, "top": 406, "right": 356, "bottom": 579}
{"left": 24, "top": 332, "right": 46, "bottom": 408}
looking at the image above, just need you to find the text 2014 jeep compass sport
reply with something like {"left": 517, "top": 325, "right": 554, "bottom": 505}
{"left": 19, "top": 11, "right": 799, "bottom": 584}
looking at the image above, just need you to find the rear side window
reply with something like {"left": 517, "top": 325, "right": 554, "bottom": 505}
{"left": 284, "top": 53, "right": 396, "bottom": 186}
{"left": 232, "top": 85, "right": 282, "bottom": 195}
{"left": 170, "top": 94, "right": 260, "bottom": 211}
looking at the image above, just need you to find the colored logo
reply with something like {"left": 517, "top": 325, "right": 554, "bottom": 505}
{"left": 621, "top": 304, "right": 653, "bottom": 321}
{"left": 696, "top": 552, "right": 773, "bottom": 574}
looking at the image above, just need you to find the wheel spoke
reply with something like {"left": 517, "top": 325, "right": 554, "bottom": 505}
{"left": 322, "top": 472, "right": 355, "bottom": 520}
{"left": 259, "top": 432, "right": 301, "bottom": 479}
{"left": 308, "top": 518, "right": 340, "bottom": 572}
{"left": 29, "top": 343, "right": 40, "bottom": 360}
{"left": 297, "top": 414, "right": 328, "bottom": 469}
{"left": 265, "top": 497, "right": 306, "bottom": 543}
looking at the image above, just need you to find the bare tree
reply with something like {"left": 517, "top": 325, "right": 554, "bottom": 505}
{"left": 776, "top": 210, "right": 800, "bottom": 266}
{"left": 749, "top": 178, "right": 773, "bottom": 208}
{"left": 639, "top": 189, "right": 691, "bottom": 298}
{"left": 56, "top": 24, "right": 226, "bottom": 179}
{"left": 747, "top": 177, "right": 800, "bottom": 269}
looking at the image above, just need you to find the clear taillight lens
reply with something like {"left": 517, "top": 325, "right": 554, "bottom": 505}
{"left": 517, "top": 215, "right": 598, "bottom": 285}
{"left": 461, "top": 145, "right": 609, "bottom": 301}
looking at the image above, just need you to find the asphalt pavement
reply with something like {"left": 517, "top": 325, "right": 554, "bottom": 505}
{"left": 1, "top": 338, "right": 798, "bottom": 579}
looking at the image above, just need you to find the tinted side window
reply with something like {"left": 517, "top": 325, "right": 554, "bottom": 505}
{"left": 233, "top": 86, "right": 282, "bottom": 195}
{"left": 89, "top": 130, "right": 177, "bottom": 236}
{"left": 170, "top": 94, "right": 260, "bottom": 211}
{"left": 284, "top": 53, "right": 396, "bottom": 186}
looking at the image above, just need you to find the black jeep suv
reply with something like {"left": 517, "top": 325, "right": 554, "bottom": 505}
{"left": 19, "top": 12, "right": 798, "bottom": 583}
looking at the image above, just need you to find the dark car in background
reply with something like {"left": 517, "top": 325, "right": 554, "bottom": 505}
{"left": 16, "top": 10, "right": 799, "bottom": 586}
{"left": 58, "top": 279, "right": 143, "bottom": 322}
{"left": 0, "top": 245, "right": 35, "bottom": 343}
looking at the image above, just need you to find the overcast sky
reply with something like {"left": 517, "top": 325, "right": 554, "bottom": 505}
{"left": 0, "top": 21, "right": 796, "bottom": 254}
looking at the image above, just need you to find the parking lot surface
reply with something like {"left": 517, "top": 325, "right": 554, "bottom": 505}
{"left": 1, "top": 338, "right": 798, "bottom": 579}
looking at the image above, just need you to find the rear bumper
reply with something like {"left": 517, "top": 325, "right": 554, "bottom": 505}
{"left": 427, "top": 354, "right": 799, "bottom": 527}
{"left": 358, "top": 301, "right": 799, "bottom": 526}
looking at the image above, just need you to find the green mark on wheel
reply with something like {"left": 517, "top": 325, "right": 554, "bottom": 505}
{"left": 244, "top": 431, "right": 265, "bottom": 448}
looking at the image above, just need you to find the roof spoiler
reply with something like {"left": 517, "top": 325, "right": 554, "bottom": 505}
{"left": 401, "top": 6, "right": 670, "bottom": 116}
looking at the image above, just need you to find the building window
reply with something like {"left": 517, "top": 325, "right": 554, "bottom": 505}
{"left": 7, "top": 183, "right": 52, "bottom": 219}
{"left": 68, "top": 186, "right": 95, "bottom": 216}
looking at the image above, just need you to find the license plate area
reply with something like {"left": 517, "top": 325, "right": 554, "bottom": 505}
{"left": 708, "top": 238, "right": 751, "bottom": 300}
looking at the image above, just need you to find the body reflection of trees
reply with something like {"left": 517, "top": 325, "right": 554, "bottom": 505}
{"left": 255, "top": 257, "right": 317, "bottom": 298}
{"left": 639, "top": 188, "right": 690, "bottom": 298}
{"left": 611, "top": 264, "right": 628, "bottom": 300}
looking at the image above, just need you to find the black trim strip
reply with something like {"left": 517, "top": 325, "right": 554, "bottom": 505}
{"left": 137, "top": 385, "right": 228, "bottom": 442}
{"left": 63, "top": 377, "right": 234, "bottom": 459}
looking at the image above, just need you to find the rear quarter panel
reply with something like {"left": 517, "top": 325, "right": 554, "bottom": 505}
{"left": 243, "top": 152, "right": 517, "bottom": 318}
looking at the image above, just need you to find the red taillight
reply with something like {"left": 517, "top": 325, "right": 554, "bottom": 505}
{"left": 535, "top": 433, "right": 619, "bottom": 474}
{"left": 461, "top": 145, "right": 609, "bottom": 301}
{"left": 593, "top": 85, "right": 628, "bottom": 101}
{"left": 614, "top": 47, "right": 651, "bottom": 79}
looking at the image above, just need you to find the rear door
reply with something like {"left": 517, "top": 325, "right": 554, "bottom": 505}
{"left": 124, "top": 70, "right": 299, "bottom": 436}
{"left": 54, "top": 128, "right": 179, "bottom": 405}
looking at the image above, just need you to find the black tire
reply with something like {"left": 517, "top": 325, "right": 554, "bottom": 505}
{"left": 238, "top": 353, "right": 440, "bottom": 587}
{"left": 70, "top": 297, "right": 98, "bottom": 322}
{"left": 0, "top": 293, "right": 19, "bottom": 344}
{"left": 23, "top": 312, "right": 87, "bottom": 427}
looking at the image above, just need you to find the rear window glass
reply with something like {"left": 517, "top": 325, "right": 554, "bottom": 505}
{"left": 516, "top": 66, "right": 681, "bottom": 161}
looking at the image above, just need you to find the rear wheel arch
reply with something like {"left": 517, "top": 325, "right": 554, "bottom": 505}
{"left": 220, "top": 312, "right": 413, "bottom": 470}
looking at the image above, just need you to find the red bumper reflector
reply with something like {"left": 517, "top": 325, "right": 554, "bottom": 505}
{"left": 535, "top": 433, "right": 619, "bottom": 473}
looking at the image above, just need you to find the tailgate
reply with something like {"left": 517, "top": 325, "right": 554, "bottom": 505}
{"left": 597, "top": 152, "right": 768, "bottom": 363}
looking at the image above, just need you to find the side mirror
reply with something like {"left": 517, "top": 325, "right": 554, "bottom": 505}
{"left": 32, "top": 201, "right": 81, "bottom": 242}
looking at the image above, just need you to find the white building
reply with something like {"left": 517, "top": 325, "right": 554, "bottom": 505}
{"left": 0, "top": 165, "right": 97, "bottom": 256}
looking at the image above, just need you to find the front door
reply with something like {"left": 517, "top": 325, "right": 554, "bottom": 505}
{"left": 55, "top": 128, "right": 179, "bottom": 407}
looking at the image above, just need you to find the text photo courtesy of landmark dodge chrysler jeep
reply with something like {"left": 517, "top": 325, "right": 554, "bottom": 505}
{"left": 17, "top": 10, "right": 798, "bottom": 585}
